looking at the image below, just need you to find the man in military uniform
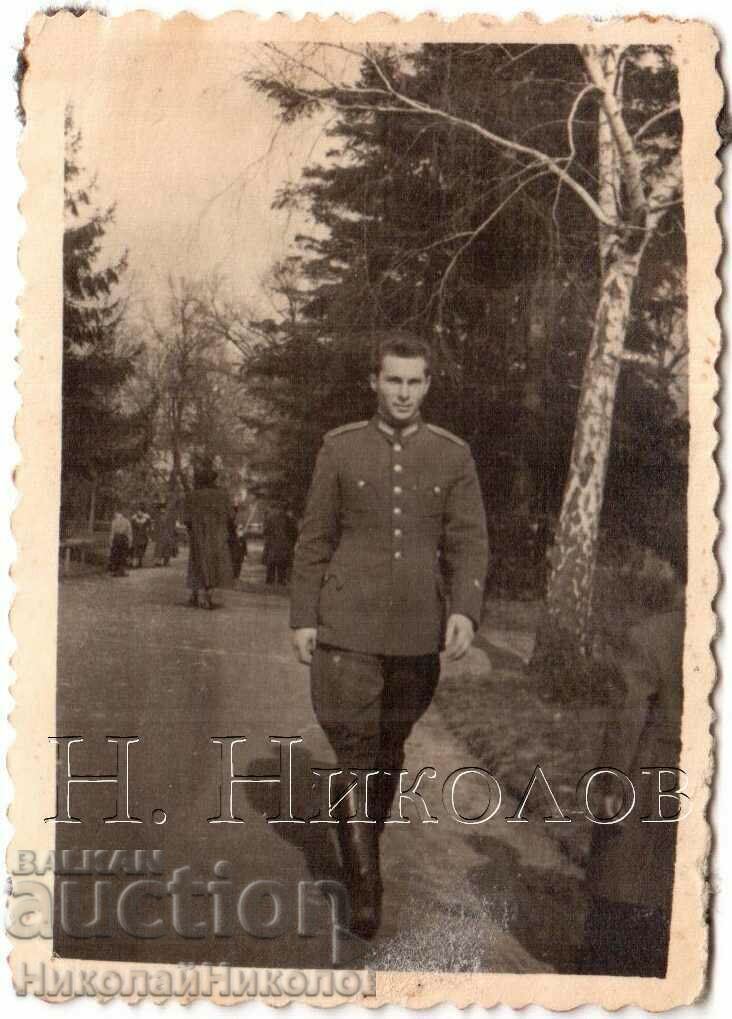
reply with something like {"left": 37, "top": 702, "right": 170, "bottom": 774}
{"left": 290, "top": 331, "right": 489, "bottom": 938}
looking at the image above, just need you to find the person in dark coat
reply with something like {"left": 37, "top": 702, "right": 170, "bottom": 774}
{"left": 263, "top": 503, "right": 296, "bottom": 585}
{"left": 283, "top": 509, "right": 299, "bottom": 583}
{"left": 183, "top": 461, "right": 233, "bottom": 609}
{"left": 227, "top": 502, "right": 248, "bottom": 580}
{"left": 108, "top": 506, "right": 132, "bottom": 577}
{"left": 130, "top": 504, "right": 152, "bottom": 568}
{"left": 290, "top": 331, "right": 489, "bottom": 939}
{"left": 153, "top": 499, "right": 178, "bottom": 567}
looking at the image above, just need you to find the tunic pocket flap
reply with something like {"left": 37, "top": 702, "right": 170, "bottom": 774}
{"left": 323, "top": 567, "right": 345, "bottom": 590}
{"left": 342, "top": 471, "right": 377, "bottom": 509}
{"left": 419, "top": 479, "right": 448, "bottom": 515}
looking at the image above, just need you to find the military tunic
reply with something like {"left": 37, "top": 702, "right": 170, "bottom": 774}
{"left": 290, "top": 415, "right": 489, "bottom": 655}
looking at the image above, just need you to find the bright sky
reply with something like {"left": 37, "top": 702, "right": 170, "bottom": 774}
{"left": 67, "top": 26, "right": 333, "bottom": 323}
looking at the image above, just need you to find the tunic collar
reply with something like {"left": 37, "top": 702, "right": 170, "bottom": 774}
{"left": 373, "top": 414, "right": 422, "bottom": 444}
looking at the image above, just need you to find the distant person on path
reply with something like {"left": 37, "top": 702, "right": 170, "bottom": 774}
{"left": 236, "top": 505, "right": 249, "bottom": 563}
{"left": 227, "top": 502, "right": 248, "bottom": 580}
{"left": 263, "top": 502, "right": 296, "bottom": 586}
{"left": 130, "top": 504, "right": 152, "bottom": 568}
{"left": 184, "top": 460, "right": 233, "bottom": 609}
{"left": 153, "top": 499, "right": 178, "bottom": 567}
{"left": 108, "top": 507, "right": 132, "bottom": 577}
{"left": 284, "top": 508, "right": 299, "bottom": 582}
{"left": 290, "top": 330, "right": 489, "bottom": 939}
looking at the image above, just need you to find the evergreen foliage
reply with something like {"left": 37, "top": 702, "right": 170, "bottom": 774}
{"left": 246, "top": 44, "right": 687, "bottom": 583}
{"left": 62, "top": 108, "right": 154, "bottom": 524}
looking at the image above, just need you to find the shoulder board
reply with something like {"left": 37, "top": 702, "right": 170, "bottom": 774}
{"left": 325, "top": 420, "right": 369, "bottom": 439}
{"left": 426, "top": 423, "right": 466, "bottom": 447}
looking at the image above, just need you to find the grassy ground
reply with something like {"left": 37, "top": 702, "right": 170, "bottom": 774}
{"left": 435, "top": 599, "right": 610, "bottom": 865}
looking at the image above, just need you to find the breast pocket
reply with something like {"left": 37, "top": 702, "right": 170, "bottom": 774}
{"left": 418, "top": 479, "right": 449, "bottom": 519}
{"left": 341, "top": 472, "right": 377, "bottom": 514}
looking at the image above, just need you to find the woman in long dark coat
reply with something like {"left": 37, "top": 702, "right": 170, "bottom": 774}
{"left": 183, "top": 462, "right": 233, "bottom": 609}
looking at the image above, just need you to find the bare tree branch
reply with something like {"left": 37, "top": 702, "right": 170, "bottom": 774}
{"left": 633, "top": 103, "right": 681, "bottom": 142}
{"left": 437, "top": 167, "right": 552, "bottom": 320}
{"left": 258, "top": 41, "right": 617, "bottom": 229}
{"left": 360, "top": 42, "right": 617, "bottom": 227}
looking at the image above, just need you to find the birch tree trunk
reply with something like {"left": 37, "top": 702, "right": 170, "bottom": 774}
{"left": 596, "top": 49, "right": 620, "bottom": 271}
{"left": 540, "top": 245, "right": 644, "bottom": 657}
{"left": 533, "top": 44, "right": 663, "bottom": 671}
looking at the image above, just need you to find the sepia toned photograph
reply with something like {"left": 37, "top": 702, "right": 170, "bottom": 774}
{"left": 8, "top": 9, "right": 720, "bottom": 1009}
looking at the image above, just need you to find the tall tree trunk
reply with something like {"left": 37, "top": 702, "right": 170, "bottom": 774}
{"left": 596, "top": 48, "right": 620, "bottom": 272}
{"left": 539, "top": 244, "right": 643, "bottom": 660}
{"left": 170, "top": 449, "right": 187, "bottom": 495}
{"left": 169, "top": 396, "right": 190, "bottom": 495}
{"left": 533, "top": 44, "right": 645, "bottom": 675}
{"left": 525, "top": 270, "right": 553, "bottom": 417}
{"left": 87, "top": 474, "right": 98, "bottom": 533}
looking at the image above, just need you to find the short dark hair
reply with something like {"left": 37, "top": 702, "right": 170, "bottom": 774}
{"left": 371, "top": 330, "right": 432, "bottom": 377}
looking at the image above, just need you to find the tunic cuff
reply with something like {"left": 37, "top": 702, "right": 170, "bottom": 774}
{"left": 450, "top": 589, "right": 484, "bottom": 630}
{"left": 289, "top": 612, "right": 318, "bottom": 630}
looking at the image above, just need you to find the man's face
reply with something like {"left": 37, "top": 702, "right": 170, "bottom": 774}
{"left": 371, "top": 355, "right": 431, "bottom": 426}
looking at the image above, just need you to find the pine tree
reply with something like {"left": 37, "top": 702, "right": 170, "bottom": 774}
{"left": 249, "top": 43, "right": 687, "bottom": 668}
{"left": 62, "top": 107, "right": 153, "bottom": 529}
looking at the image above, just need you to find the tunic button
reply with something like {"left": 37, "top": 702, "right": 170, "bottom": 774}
{"left": 357, "top": 479, "right": 365, "bottom": 487}
{"left": 393, "top": 507, "right": 402, "bottom": 516}
{"left": 393, "top": 464, "right": 403, "bottom": 473}
{"left": 394, "top": 550, "right": 402, "bottom": 560}
{"left": 394, "top": 443, "right": 403, "bottom": 453}
{"left": 394, "top": 528, "right": 402, "bottom": 538}
{"left": 393, "top": 486, "right": 402, "bottom": 495}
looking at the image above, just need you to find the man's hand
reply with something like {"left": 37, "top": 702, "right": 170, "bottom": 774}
{"left": 292, "top": 627, "right": 317, "bottom": 665}
{"left": 444, "top": 613, "right": 475, "bottom": 661}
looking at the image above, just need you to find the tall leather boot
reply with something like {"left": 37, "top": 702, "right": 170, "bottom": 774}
{"left": 336, "top": 786, "right": 382, "bottom": 940}
{"left": 375, "top": 769, "right": 402, "bottom": 835}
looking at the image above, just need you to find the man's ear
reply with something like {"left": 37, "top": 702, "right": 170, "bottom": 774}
{"left": 424, "top": 374, "right": 431, "bottom": 395}
{"left": 369, "top": 373, "right": 378, "bottom": 393}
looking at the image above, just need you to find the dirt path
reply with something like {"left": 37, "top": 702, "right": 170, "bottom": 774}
{"left": 54, "top": 557, "right": 569, "bottom": 972}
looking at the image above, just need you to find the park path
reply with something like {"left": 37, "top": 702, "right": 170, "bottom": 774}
{"left": 54, "top": 550, "right": 559, "bottom": 973}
